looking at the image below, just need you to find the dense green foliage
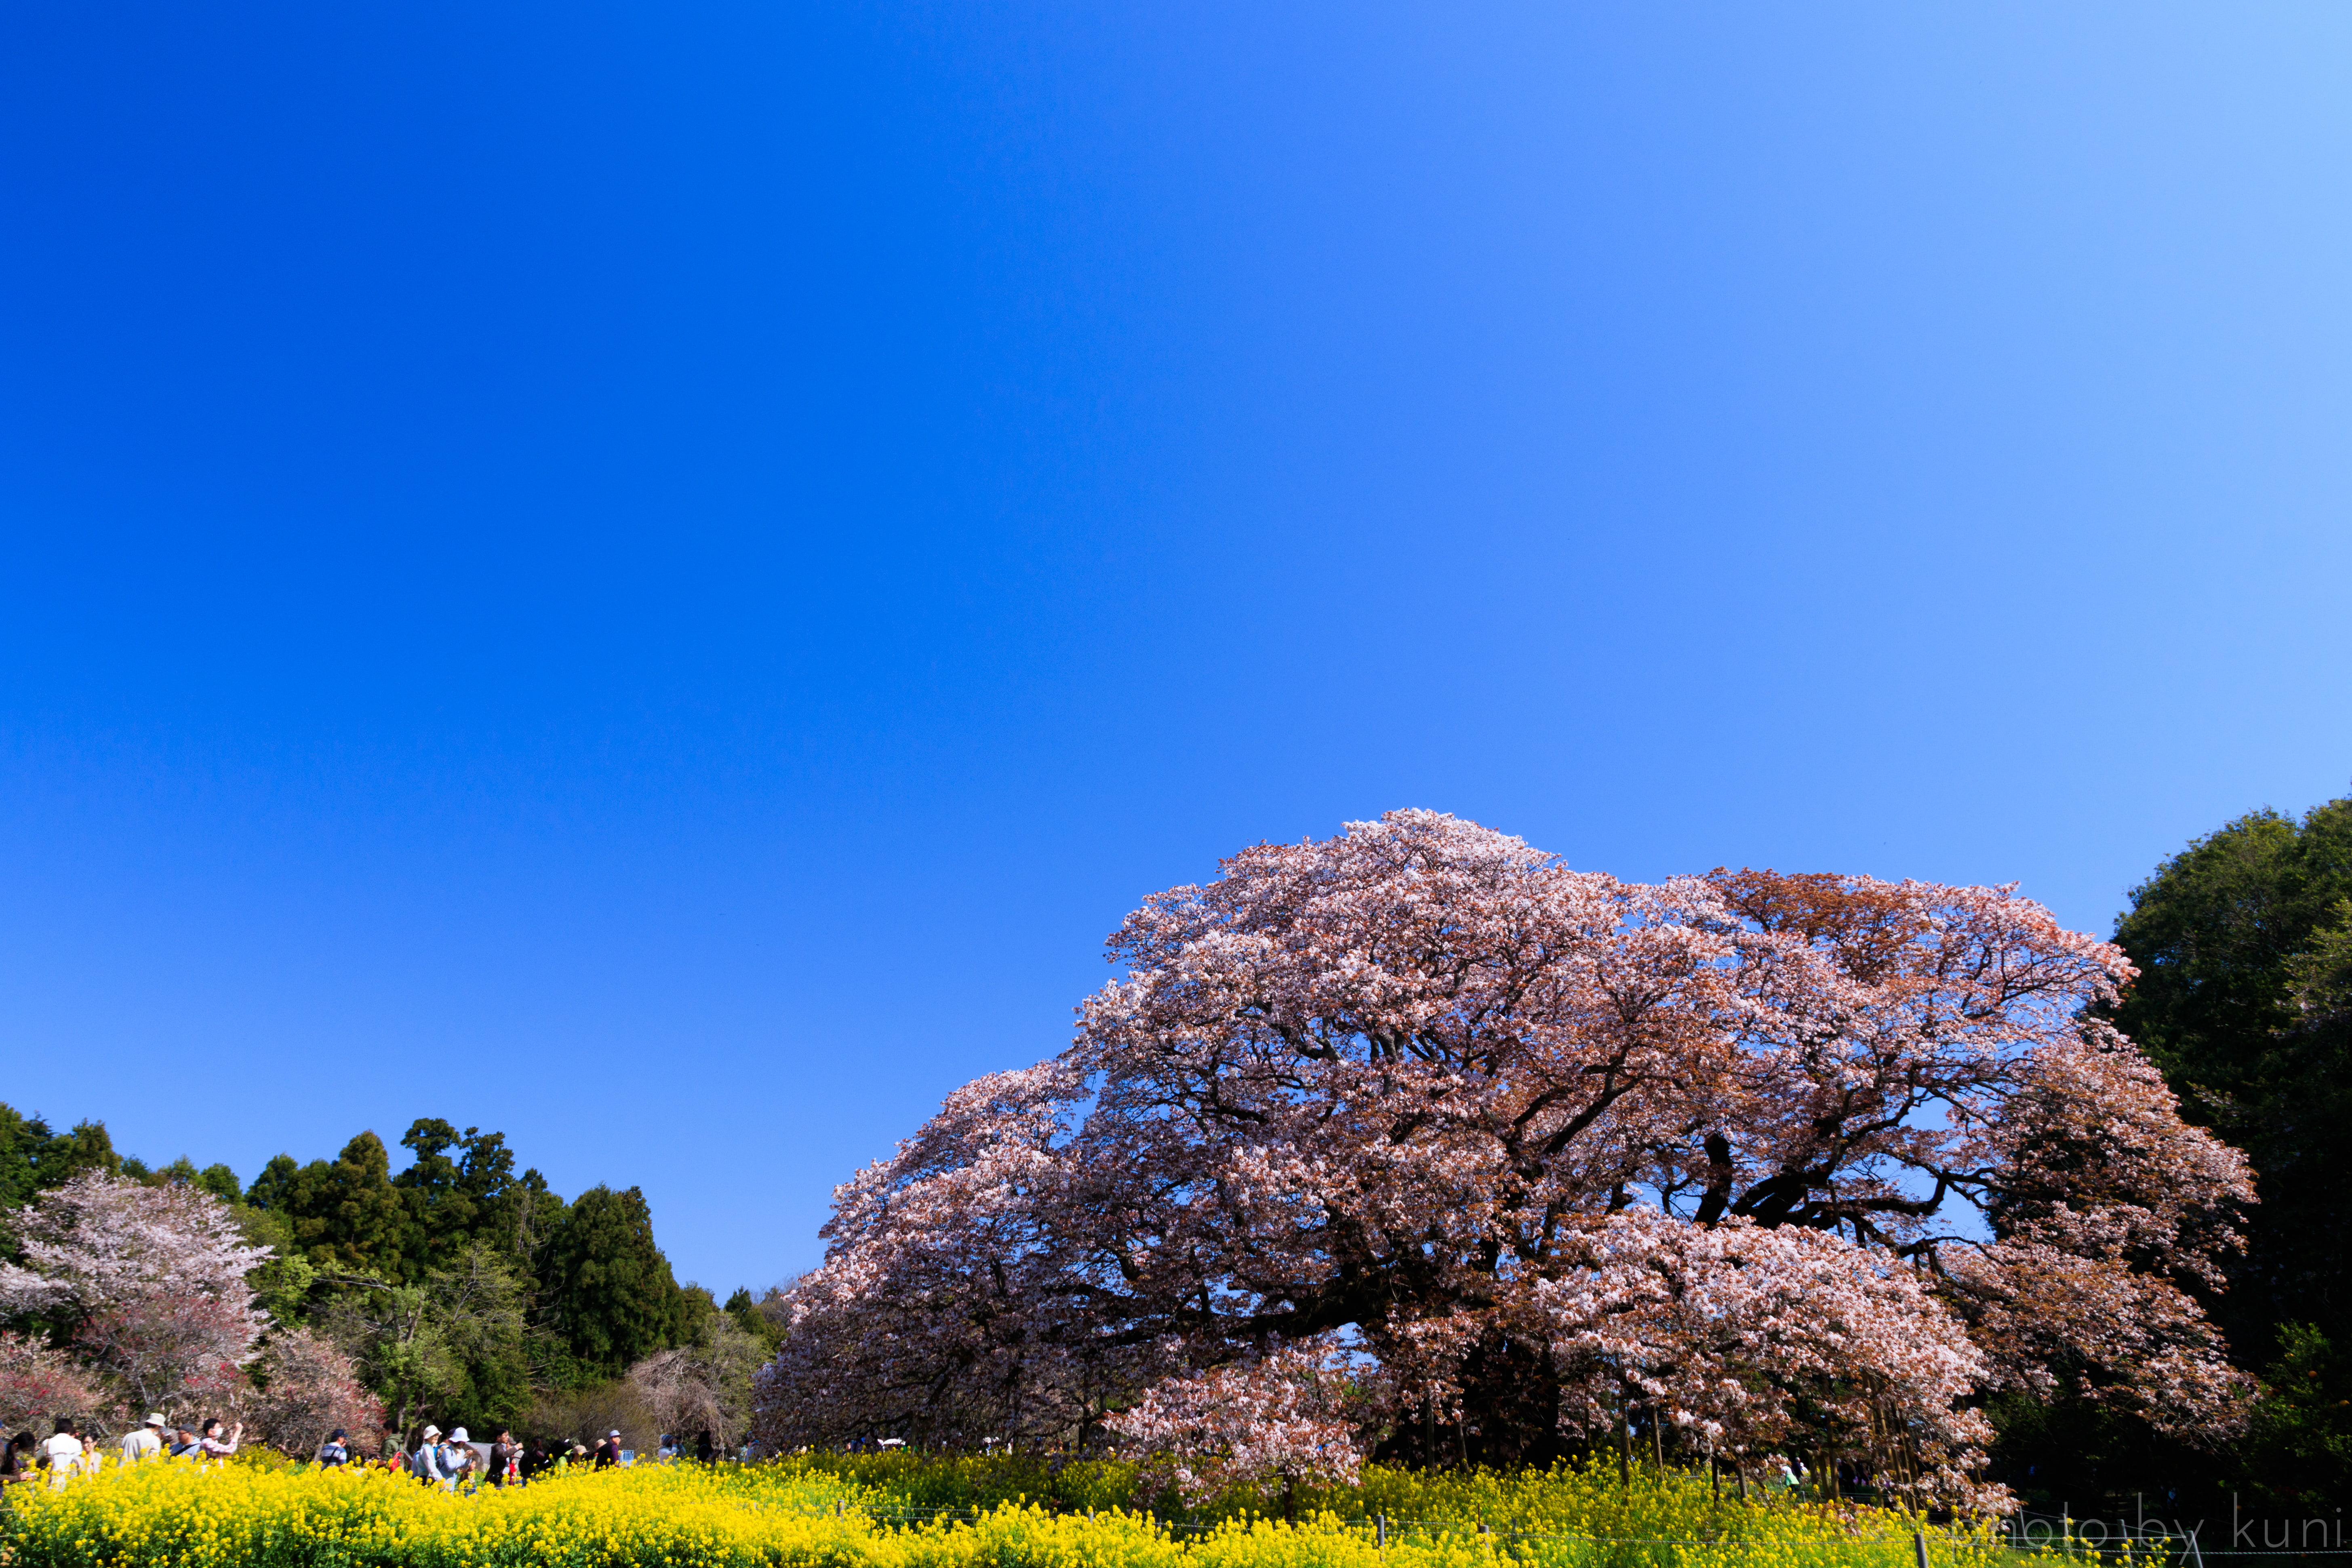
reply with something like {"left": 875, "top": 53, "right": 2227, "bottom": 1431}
{"left": 539, "top": 1183, "right": 689, "bottom": 1381}
{"left": 2112, "top": 798, "right": 2352, "bottom": 1353}
{"left": 0, "top": 1104, "right": 758, "bottom": 1440}
{"left": 245, "top": 1121, "right": 706, "bottom": 1423}
{"left": 1988, "top": 796, "right": 2352, "bottom": 1509}
{"left": 0, "top": 1109, "right": 123, "bottom": 1215}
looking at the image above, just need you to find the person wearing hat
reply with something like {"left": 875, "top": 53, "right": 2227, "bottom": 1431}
{"left": 119, "top": 1413, "right": 168, "bottom": 1465}
{"left": 592, "top": 1429, "right": 622, "bottom": 1469}
{"left": 436, "top": 1427, "right": 475, "bottom": 1490}
{"left": 411, "top": 1425, "right": 444, "bottom": 1486}
{"left": 317, "top": 1428, "right": 352, "bottom": 1468}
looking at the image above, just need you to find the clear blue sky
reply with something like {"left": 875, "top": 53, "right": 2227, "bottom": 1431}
{"left": 2, "top": 2, "right": 2348, "bottom": 1295}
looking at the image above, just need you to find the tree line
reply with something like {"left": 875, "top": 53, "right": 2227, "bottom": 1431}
{"left": 0, "top": 1113, "right": 785, "bottom": 1443}
{"left": 7, "top": 796, "right": 2348, "bottom": 1506}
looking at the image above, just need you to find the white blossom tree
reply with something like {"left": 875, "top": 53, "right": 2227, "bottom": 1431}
{"left": 0, "top": 1172, "right": 271, "bottom": 1420}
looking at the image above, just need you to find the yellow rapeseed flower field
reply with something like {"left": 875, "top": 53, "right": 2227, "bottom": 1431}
{"left": 1, "top": 1454, "right": 2040, "bottom": 1568}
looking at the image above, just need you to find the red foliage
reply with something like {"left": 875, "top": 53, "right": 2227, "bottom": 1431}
{"left": 242, "top": 1328, "right": 385, "bottom": 1456}
{"left": 0, "top": 1330, "right": 110, "bottom": 1435}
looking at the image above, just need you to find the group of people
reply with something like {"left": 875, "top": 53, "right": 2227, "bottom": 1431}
{"left": 654, "top": 1431, "right": 722, "bottom": 1465}
{"left": 0, "top": 1413, "right": 684, "bottom": 1495}
{"left": 0, "top": 1414, "right": 242, "bottom": 1490}
{"left": 381, "top": 1425, "right": 631, "bottom": 1489}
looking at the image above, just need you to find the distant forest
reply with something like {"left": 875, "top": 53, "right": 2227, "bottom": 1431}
{"left": 0, "top": 1111, "right": 784, "bottom": 1440}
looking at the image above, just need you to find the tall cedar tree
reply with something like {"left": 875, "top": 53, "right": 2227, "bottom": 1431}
{"left": 248, "top": 1132, "right": 413, "bottom": 1278}
{"left": 540, "top": 1185, "right": 684, "bottom": 1382}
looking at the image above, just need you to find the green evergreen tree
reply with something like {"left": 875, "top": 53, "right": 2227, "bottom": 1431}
{"left": 394, "top": 1120, "right": 516, "bottom": 1275}
{"left": 247, "top": 1131, "right": 415, "bottom": 1278}
{"left": 2111, "top": 798, "right": 2352, "bottom": 1353}
{"left": 723, "top": 1286, "right": 787, "bottom": 1352}
{"left": 0, "top": 1104, "right": 53, "bottom": 1210}
{"left": 33, "top": 1120, "right": 119, "bottom": 1186}
{"left": 2027, "top": 795, "right": 2352, "bottom": 1507}
{"left": 538, "top": 1185, "right": 685, "bottom": 1382}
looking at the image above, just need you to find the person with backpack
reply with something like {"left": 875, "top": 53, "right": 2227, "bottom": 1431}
{"left": 317, "top": 1429, "right": 352, "bottom": 1468}
{"left": 411, "top": 1425, "right": 445, "bottom": 1486}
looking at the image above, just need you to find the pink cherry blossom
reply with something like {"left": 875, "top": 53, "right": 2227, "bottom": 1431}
{"left": 0, "top": 1172, "right": 272, "bottom": 1416}
{"left": 1104, "top": 1342, "right": 1369, "bottom": 1508}
{"left": 756, "top": 812, "right": 2253, "bottom": 1498}
{"left": 240, "top": 1328, "right": 384, "bottom": 1456}
{"left": 1539, "top": 1210, "right": 1995, "bottom": 1501}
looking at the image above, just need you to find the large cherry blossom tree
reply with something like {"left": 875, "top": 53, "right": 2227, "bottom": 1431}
{"left": 756, "top": 812, "right": 2253, "bottom": 1492}
{"left": 0, "top": 1171, "right": 272, "bottom": 1420}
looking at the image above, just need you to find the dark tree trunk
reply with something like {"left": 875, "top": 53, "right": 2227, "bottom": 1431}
{"left": 1367, "top": 1332, "right": 1567, "bottom": 1468}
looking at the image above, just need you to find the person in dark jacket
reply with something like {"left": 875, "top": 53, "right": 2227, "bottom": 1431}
{"left": 592, "top": 1430, "right": 622, "bottom": 1468}
{"left": 487, "top": 1430, "right": 521, "bottom": 1486}
{"left": 0, "top": 1432, "right": 36, "bottom": 1490}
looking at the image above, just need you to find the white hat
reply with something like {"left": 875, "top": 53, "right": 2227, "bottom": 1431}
{"left": 144, "top": 1413, "right": 167, "bottom": 1427}
{"left": 608, "top": 1429, "right": 621, "bottom": 1437}
{"left": 450, "top": 1427, "right": 469, "bottom": 1442}
{"left": 421, "top": 1425, "right": 441, "bottom": 1439}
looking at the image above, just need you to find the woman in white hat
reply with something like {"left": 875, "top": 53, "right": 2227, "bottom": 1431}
{"left": 440, "top": 1428, "right": 474, "bottom": 1490}
{"left": 412, "top": 1425, "right": 443, "bottom": 1486}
